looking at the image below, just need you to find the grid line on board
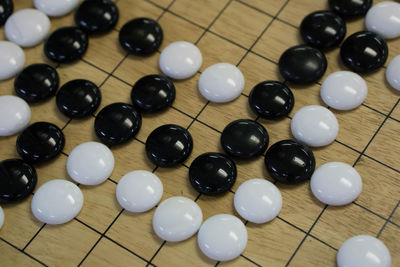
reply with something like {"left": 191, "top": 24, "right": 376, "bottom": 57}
{"left": 73, "top": 216, "right": 158, "bottom": 266}
{"left": 4, "top": 0, "right": 399, "bottom": 266}
{"left": 235, "top": 0, "right": 290, "bottom": 67}
{"left": 285, "top": 205, "right": 328, "bottom": 266}
{"left": 352, "top": 97, "right": 400, "bottom": 168}
{"left": 0, "top": 237, "right": 48, "bottom": 267}
{"left": 377, "top": 201, "right": 400, "bottom": 238}
{"left": 22, "top": 223, "right": 46, "bottom": 252}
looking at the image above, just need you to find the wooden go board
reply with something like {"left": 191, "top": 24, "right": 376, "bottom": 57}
{"left": 0, "top": 0, "right": 400, "bottom": 266}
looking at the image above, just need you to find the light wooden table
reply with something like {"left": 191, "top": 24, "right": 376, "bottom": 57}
{"left": 0, "top": 0, "right": 399, "bottom": 266}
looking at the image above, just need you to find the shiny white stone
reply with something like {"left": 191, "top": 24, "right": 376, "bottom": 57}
{"left": 337, "top": 235, "right": 391, "bottom": 267}
{"left": 0, "top": 95, "right": 31, "bottom": 136}
{"left": 0, "top": 206, "right": 4, "bottom": 230}
{"left": 31, "top": 179, "right": 83, "bottom": 224}
{"left": 0, "top": 41, "right": 25, "bottom": 80}
{"left": 386, "top": 55, "right": 400, "bottom": 91}
{"left": 159, "top": 41, "right": 202, "bottom": 80}
{"left": 67, "top": 142, "right": 114, "bottom": 186}
{"left": 311, "top": 162, "right": 362, "bottom": 206}
{"left": 291, "top": 105, "right": 339, "bottom": 147}
{"left": 198, "top": 63, "right": 244, "bottom": 103}
{"left": 198, "top": 214, "right": 247, "bottom": 261}
{"left": 321, "top": 71, "right": 368, "bottom": 110}
{"left": 116, "top": 170, "right": 163, "bottom": 212}
{"left": 33, "top": 0, "right": 79, "bottom": 17}
{"left": 366, "top": 1, "right": 400, "bottom": 39}
{"left": 234, "top": 179, "right": 282, "bottom": 224}
{"left": 5, "top": 9, "right": 50, "bottom": 47}
{"left": 153, "top": 196, "right": 202, "bottom": 242}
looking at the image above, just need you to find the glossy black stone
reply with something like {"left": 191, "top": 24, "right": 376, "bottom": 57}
{"left": 189, "top": 152, "right": 236, "bottom": 195}
{"left": 145, "top": 124, "right": 193, "bottom": 167}
{"left": 279, "top": 45, "right": 327, "bottom": 84}
{"left": 221, "top": 119, "right": 269, "bottom": 159}
{"left": 340, "top": 31, "right": 388, "bottom": 73}
{"left": 131, "top": 75, "right": 175, "bottom": 112}
{"left": 249, "top": 81, "right": 294, "bottom": 119}
{"left": 0, "top": 0, "right": 13, "bottom": 25}
{"left": 44, "top": 26, "right": 89, "bottom": 63}
{"left": 264, "top": 140, "right": 315, "bottom": 184}
{"left": 94, "top": 103, "right": 141, "bottom": 145}
{"left": 119, "top": 18, "right": 163, "bottom": 56}
{"left": 14, "top": 64, "right": 59, "bottom": 103}
{"left": 75, "top": 0, "right": 119, "bottom": 34}
{"left": 56, "top": 79, "right": 101, "bottom": 118}
{"left": 300, "top": 11, "right": 346, "bottom": 49}
{"left": 16, "top": 122, "right": 65, "bottom": 163}
{"left": 329, "top": 0, "right": 372, "bottom": 17}
{"left": 0, "top": 159, "right": 37, "bottom": 203}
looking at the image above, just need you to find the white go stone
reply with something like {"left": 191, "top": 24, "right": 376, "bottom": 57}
{"left": 5, "top": 9, "right": 50, "bottom": 47}
{"left": 0, "top": 95, "right": 30, "bottom": 136}
{"left": 67, "top": 142, "right": 114, "bottom": 186}
{"left": 386, "top": 55, "right": 400, "bottom": 91}
{"left": 198, "top": 63, "right": 244, "bottom": 103}
{"left": 33, "top": 0, "right": 79, "bottom": 17}
{"left": 366, "top": 1, "right": 400, "bottom": 39}
{"left": 159, "top": 41, "right": 202, "bottom": 79}
{"left": 337, "top": 235, "right": 391, "bottom": 267}
{"left": 0, "top": 206, "right": 4, "bottom": 230}
{"left": 0, "top": 41, "right": 25, "bottom": 80}
{"left": 310, "top": 162, "right": 362, "bottom": 206}
{"left": 291, "top": 105, "right": 339, "bottom": 147}
{"left": 153, "top": 196, "right": 202, "bottom": 242}
{"left": 116, "top": 170, "right": 163, "bottom": 212}
{"left": 31, "top": 179, "right": 84, "bottom": 225}
{"left": 198, "top": 214, "right": 247, "bottom": 261}
{"left": 321, "top": 71, "right": 368, "bottom": 110}
{"left": 234, "top": 179, "right": 282, "bottom": 224}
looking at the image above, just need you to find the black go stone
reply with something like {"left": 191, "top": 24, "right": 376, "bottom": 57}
{"left": 145, "top": 124, "right": 193, "bottom": 167}
{"left": 249, "top": 81, "right": 294, "bottom": 119}
{"left": 279, "top": 45, "right": 327, "bottom": 84}
{"left": 75, "top": 0, "right": 119, "bottom": 34}
{"left": 0, "top": 0, "right": 13, "bottom": 25}
{"left": 221, "top": 119, "right": 269, "bottom": 159}
{"left": 44, "top": 26, "right": 89, "bottom": 63}
{"left": 16, "top": 122, "right": 65, "bottom": 163}
{"left": 14, "top": 64, "right": 59, "bottom": 103}
{"left": 56, "top": 79, "right": 101, "bottom": 118}
{"left": 340, "top": 31, "right": 388, "bottom": 73}
{"left": 264, "top": 139, "right": 315, "bottom": 184}
{"left": 0, "top": 159, "right": 37, "bottom": 204}
{"left": 94, "top": 103, "right": 142, "bottom": 146}
{"left": 119, "top": 18, "right": 163, "bottom": 56}
{"left": 131, "top": 75, "right": 175, "bottom": 112}
{"left": 300, "top": 10, "right": 346, "bottom": 49}
{"left": 189, "top": 152, "right": 236, "bottom": 195}
{"left": 329, "top": 0, "right": 372, "bottom": 17}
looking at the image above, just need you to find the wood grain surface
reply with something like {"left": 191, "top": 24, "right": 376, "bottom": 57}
{"left": 0, "top": 0, "right": 399, "bottom": 266}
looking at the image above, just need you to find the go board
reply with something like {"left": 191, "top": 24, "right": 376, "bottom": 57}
{"left": 0, "top": 0, "right": 400, "bottom": 266}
